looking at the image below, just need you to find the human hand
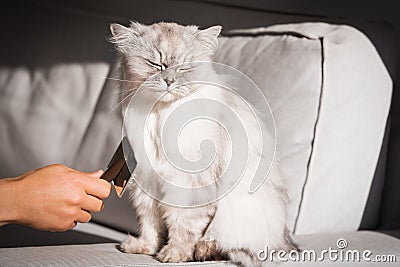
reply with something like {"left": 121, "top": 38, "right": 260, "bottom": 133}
{"left": 0, "top": 164, "right": 111, "bottom": 231}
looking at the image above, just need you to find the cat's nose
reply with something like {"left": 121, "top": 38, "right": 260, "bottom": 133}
{"left": 164, "top": 77, "right": 174, "bottom": 86}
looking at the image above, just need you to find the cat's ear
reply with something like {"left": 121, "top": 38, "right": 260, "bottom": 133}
{"left": 110, "top": 23, "right": 129, "bottom": 37}
{"left": 109, "top": 23, "right": 139, "bottom": 53}
{"left": 129, "top": 21, "right": 147, "bottom": 34}
{"left": 196, "top": 25, "right": 222, "bottom": 54}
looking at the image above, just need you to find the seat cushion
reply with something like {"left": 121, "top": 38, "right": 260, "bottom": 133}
{"left": 284, "top": 231, "right": 400, "bottom": 266}
{"left": 0, "top": 243, "right": 234, "bottom": 266}
{"left": 0, "top": 231, "right": 398, "bottom": 266}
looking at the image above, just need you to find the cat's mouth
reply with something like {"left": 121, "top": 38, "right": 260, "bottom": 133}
{"left": 156, "top": 85, "right": 191, "bottom": 103}
{"left": 139, "top": 75, "right": 193, "bottom": 103}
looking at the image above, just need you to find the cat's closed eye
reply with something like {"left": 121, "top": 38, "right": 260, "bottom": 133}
{"left": 146, "top": 59, "right": 165, "bottom": 71}
{"left": 176, "top": 66, "right": 192, "bottom": 74}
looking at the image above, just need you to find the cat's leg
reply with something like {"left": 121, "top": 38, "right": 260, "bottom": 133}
{"left": 156, "top": 205, "right": 215, "bottom": 263}
{"left": 120, "top": 183, "right": 165, "bottom": 256}
{"left": 194, "top": 195, "right": 264, "bottom": 267}
{"left": 194, "top": 166, "right": 295, "bottom": 266}
{"left": 194, "top": 159, "right": 298, "bottom": 259}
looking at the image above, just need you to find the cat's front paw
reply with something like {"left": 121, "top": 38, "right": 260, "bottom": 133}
{"left": 120, "top": 235, "right": 158, "bottom": 255}
{"left": 156, "top": 244, "right": 193, "bottom": 263}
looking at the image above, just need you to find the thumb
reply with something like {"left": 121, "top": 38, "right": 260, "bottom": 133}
{"left": 86, "top": 169, "right": 104, "bottom": 178}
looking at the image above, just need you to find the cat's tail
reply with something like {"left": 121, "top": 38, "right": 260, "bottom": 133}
{"left": 225, "top": 248, "right": 261, "bottom": 267}
{"left": 195, "top": 240, "right": 262, "bottom": 267}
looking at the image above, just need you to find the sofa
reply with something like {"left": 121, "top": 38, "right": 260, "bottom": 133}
{"left": 0, "top": 0, "right": 399, "bottom": 266}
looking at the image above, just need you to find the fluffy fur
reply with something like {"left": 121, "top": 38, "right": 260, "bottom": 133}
{"left": 109, "top": 21, "right": 297, "bottom": 266}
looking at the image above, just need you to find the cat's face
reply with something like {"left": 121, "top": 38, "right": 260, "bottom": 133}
{"left": 110, "top": 22, "right": 222, "bottom": 103}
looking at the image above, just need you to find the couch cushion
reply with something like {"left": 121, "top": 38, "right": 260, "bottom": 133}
{"left": 283, "top": 231, "right": 400, "bottom": 266}
{"left": 0, "top": 243, "right": 234, "bottom": 266}
{"left": 216, "top": 30, "right": 322, "bottom": 233}
{"left": 0, "top": 231, "right": 398, "bottom": 266}
{"left": 215, "top": 23, "right": 392, "bottom": 234}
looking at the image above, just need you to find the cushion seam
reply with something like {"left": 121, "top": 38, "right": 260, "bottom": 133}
{"left": 223, "top": 30, "right": 318, "bottom": 40}
{"left": 292, "top": 36, "right": 325, "bottom": 234}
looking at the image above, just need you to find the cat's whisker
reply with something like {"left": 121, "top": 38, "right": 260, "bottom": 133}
{"left": 110, "top": 85, "right": 153, "bottom": 112}
{"left": 190, "top": 51, "right": 209, "bottom": 59}
{"left": 118, "top": 87, "right": 143, "bottom": 99}
{"left": 176, "top": 88, "right": 183, "bottom": 103}
{"left": 110, "top": 93, "right": 135, "bottom": 112}
{"left": 174, "top": 84, "right": 193, "bottom": 98}
{"left": 181, "top": 87, "right": 190, "bottom": 97}
{"left": 186, "top": 87, "right": 202, "bottom": 99}
{"left": 100, "top": 87, "right": 140, "bottom": 102}
{"left": 119, "top": 88, "right": 139, "bottom": 95}
{"left": 141, "top": 82, "right": 161, "bottom": 89}
{"left": 106, "top": 77, "right": 144, "bottom": 84}
{"left": 142, "top": 84, "right": 160, "bottom": 89}
{"left": 133, "top": 88, "right": 152, "bottom": 96}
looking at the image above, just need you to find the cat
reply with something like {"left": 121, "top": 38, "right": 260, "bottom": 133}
{"left": 109, "top": 21, "right": 297, "bottom": 266}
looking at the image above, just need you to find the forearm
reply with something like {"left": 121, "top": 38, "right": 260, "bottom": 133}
{"left": 0, "top": 177, "right": 22, "bottom": 226}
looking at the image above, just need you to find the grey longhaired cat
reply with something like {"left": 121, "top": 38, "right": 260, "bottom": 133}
{"left": 109, "top": 21, "right": 297, "bottom": 266}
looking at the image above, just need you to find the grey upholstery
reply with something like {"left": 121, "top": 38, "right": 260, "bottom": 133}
{"left": 0, "top": 0, "right": 399, "bottom": 266}
{"left": 0, "top": 231, "right": 399, "bottom": 266}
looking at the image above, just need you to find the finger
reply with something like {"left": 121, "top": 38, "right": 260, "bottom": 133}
{"left": 75, "top": 210, "right": 92, "bottom": 223}
{"left": 60, "top": 221, "right": 77, "bottom": 232}
{"left": 81, "top": 194, "right": 104, "bottom": 213}
{"left": 70, "top": 221, "right": 78, "bottom": 230}
{"left": 87, "top": 170, "right": 104, "bottom": 178}
{"left": 19, "top": 169, "right": 36, "bottom": 178}
{"left": 83, "top": 177, "right": 111, "bottom": 199}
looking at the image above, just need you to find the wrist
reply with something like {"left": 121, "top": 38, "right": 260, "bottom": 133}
{"left": 0, "top": 177, "right": 23, "bottom": 226}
